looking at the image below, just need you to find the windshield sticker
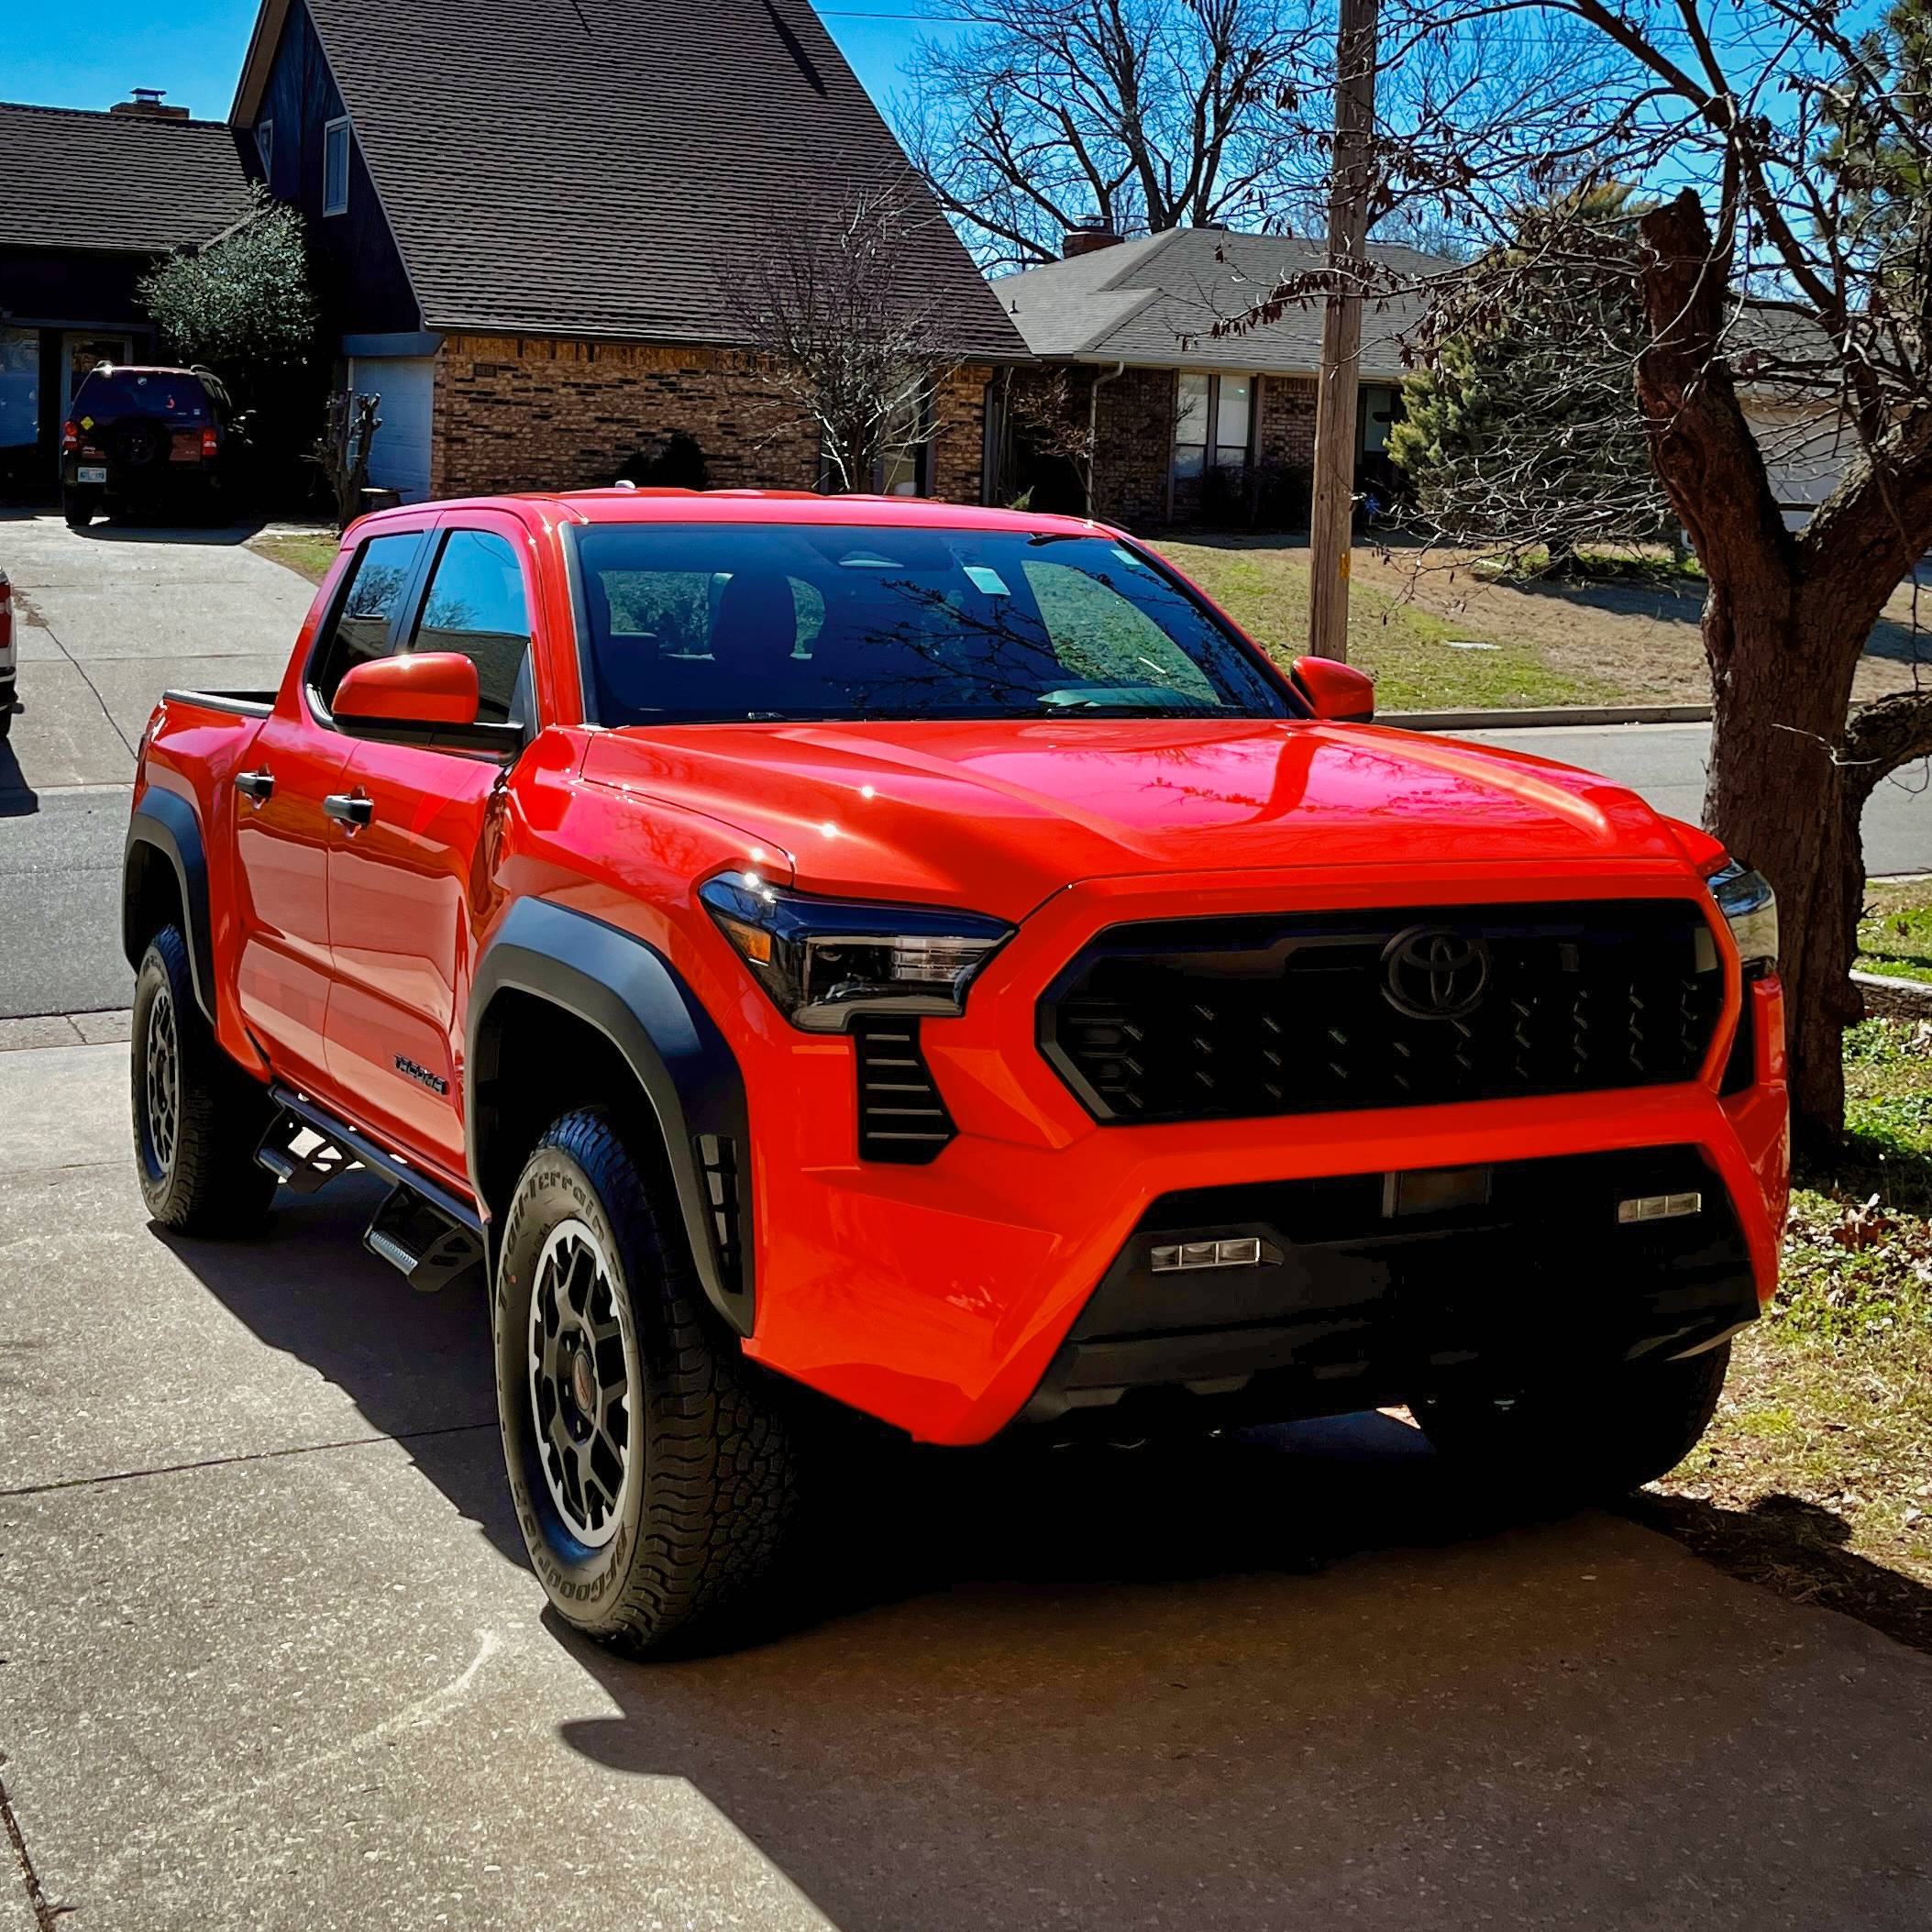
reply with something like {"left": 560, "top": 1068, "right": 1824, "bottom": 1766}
{"left": 963, "top": 565, "right": 1010, "bottom": 596}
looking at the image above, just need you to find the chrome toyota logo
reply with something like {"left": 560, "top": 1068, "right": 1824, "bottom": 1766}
{"left": 1382, "top": 926, "right": 1491, "bottom": 1021}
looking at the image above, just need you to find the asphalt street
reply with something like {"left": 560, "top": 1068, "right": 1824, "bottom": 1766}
{"left": 3, "top": 509, "right": 1931, "bottom": 1025}
{"left": 1, "top": 509, "right": 309, "bottom": 1019}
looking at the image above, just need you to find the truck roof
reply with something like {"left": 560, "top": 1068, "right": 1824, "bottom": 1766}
{"left": 350, "top": 490, "right": 1111, "bottom": 540}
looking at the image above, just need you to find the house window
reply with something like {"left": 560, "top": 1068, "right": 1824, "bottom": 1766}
{"left": 1360, "top": 384, "right": 1397, "bottom": 454}
{"left": 323, "top": 116, "right": 351, "bottom": 217}
{"left": 1174, "top": 371, "right": 1253, "bottom": 483}
{"left": 255, "top": 119, "right": 273, "bottom": 181}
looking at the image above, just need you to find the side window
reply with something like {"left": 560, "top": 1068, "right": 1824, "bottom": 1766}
{"left": 410, "top": 529, "right": 533, "bottom": 724}
{"left": 309, "top": 531, "right": 426, "bottom": 709}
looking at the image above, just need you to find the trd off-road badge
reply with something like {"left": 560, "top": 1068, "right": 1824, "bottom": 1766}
{"left": 1381, "top": 926, "right": 1491, "bottom": 1021}
{"left": 394, "top": 1054, "right": 449, "bottom": 1096}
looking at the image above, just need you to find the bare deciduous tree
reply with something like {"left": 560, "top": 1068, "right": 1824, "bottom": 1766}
{"left": 725, "top": 182, "right": 963, "bottom": 494}
{"left": 1223, "top": 0, "right": 1932, "bottom": 1141}
{"left": 896, "top": 0, "right": 1329, "bottom": 268}
{"left": 310, "top": 389, "right": 381, "bottom": 533}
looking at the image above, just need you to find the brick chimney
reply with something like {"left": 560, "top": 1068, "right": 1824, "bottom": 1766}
{"left": 111, "top": 89, "right": 189, "bottom": 121}
{"left": 1062, "top": 217, "right": 1124, "bottom": 259}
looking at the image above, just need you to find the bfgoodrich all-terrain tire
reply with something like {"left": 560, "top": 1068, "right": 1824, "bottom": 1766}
{"left": 1410, "top": 1341, "right": 1731, "bottom": 1498}
{"left": 130, "top": 925, "right": 277, "bottom": 1234}
{"left": 495, "top": 1109, "right": 798, "bottom": 1654}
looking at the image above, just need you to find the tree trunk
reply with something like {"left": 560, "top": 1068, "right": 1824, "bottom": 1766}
{"left": 1699, "top": 577, "right": 1867, "bottom": 1144}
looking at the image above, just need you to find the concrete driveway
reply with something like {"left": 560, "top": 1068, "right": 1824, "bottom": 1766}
{"left": 0, "top": 510, "right": 315, "bottom": 1017}
{"left": 4, "top": 1039, "right": 1932, "bottom": 1929}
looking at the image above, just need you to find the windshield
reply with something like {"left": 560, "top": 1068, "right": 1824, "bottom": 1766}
{"left": 574, "top": 523, "right": 1297, "bottom": 725}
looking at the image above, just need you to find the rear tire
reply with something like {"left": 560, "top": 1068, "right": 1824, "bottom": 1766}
{"left": 62, "top": 487, "right": 99, "bottom": 529}
{"left": 495, "top": 1109, "right": 798, "bottom": 1654}
{"left": 1410, "top": 1342, "right": 1731, "bottom": 1498}
{"left": 130, "top": 925, "right": 277, "bottom": 1234}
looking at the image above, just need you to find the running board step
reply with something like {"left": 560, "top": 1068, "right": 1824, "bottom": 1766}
{"left": 363, "top": 1184, "right": 485, "bottom": 1296}
{"left": 256, "top": 1110, "right": 359, "bottom": 1194}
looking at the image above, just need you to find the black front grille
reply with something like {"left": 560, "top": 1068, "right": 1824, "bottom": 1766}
{"left": 853, "top": 1018, "right": 955, "bottom": 1163}
{"left": 1041, "top": 900, "right": 1726, "bottom": 1123}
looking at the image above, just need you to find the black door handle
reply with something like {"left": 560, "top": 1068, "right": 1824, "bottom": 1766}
{"left": 236, "top": 768, "right": 274, "bottom": 802}
{"left": 323, "top": 791, "right": 372, "bottom": 830}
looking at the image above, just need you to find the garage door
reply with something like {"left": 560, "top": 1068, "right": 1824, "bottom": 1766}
{"left": 348, "top": 355, "right": 434, "bottom": 502}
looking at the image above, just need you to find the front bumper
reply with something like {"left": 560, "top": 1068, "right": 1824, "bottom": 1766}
{"left": 730, "top": 864, "right": 1791, "bottom": 1445}
{"left": 1021, "top": 1143, "right": 1757, "bottom": 1433}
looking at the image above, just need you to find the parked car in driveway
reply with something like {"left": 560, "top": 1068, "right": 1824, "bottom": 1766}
{"left": 62, "top": 364, "right": 249, "bottom": 527}
{"left": 122, "top": 489, "right": 1791, "bottom": 1654}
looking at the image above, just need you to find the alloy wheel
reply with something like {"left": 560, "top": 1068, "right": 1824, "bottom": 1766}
{"left": 527, "top": 1217, "right": 637, "bottom": 1548}
{"left": 144, "top": 982, "right": 180, "bottom": 1176}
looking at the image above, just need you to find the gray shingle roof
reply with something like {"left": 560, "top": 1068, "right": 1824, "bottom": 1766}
{"left": 993, "top": 228, "right": 1454, "bottom": 381}
{"left": 0, "top": 103, "right": 249, "bottom": 255}
{"left": 282, "top": 0, "right": 1027, "bottom": 359}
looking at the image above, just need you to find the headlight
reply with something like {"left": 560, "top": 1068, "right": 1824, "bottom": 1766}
{"left": 700, "top": 870, "right": 1013, "bottom": 1032}
{"left": 1706, "top": 858, "right": 1778, "bottom": 976}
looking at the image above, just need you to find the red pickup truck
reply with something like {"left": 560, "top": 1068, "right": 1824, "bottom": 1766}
{"left": 126, "top": 491, "right": 1789, "bottom": 1652}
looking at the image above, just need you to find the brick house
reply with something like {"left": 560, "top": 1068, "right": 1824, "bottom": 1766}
{"left": 228, "top": 0, "right": 1027, "bottom": 502}
{"left": 989, "top": 226, "right": 1452, "bottom": 531}
{"left": 0, "top": 95, "right": 248, "bottom": 493}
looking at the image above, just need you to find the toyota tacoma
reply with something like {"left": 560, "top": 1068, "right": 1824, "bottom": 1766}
{"left": 124, "top": 491, "right": 1790, "bottom": 1652}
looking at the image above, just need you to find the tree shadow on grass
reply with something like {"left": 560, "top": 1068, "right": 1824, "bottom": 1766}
{"left": 1627, "top": 1489, "right": 1932, "bottom": 1657}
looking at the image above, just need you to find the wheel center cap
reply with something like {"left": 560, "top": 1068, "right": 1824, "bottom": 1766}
{"left": 569, "top": 1349, "right": 596, "bottom": 1417}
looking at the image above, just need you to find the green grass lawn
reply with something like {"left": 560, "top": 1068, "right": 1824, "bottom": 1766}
{"left": 1157, "top": 535, "right": 1624, "bottom": 712}
{"left": 1858, "top": 878, "right": 1932, "bottom": 984}
{"left": 248, "top": 531, "right": 341, "bottom": 584}
{"left": 1648, "top": 1015, "right": 1932, "bottom": 1651}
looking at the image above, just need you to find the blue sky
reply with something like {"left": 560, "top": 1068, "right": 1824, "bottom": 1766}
{"left": 1, "top": 1, "right": 934, "bottom": 123}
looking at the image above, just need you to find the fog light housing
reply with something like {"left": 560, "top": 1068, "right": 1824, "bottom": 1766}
{"left": 1617, "top": 1192, "right": 1702, "bottom": 1224}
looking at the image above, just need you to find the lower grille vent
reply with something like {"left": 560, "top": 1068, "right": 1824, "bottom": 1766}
{"left": 854, "top": 1019, "right": 955, "bottom": 1164}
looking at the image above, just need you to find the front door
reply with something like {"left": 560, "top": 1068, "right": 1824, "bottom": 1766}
{"left": 233, "top": 525, "right": 431, "bottom": 1088}
{"left": 325, "top": 520, "right": 538, "bottom": 1181}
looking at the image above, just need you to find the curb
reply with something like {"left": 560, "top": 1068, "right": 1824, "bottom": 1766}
{"left": 1385, "top": 703, "right": 1713, "bottom": 733}
{"left": 1853, "top": 970, "right": 1932, "bottom": 1020}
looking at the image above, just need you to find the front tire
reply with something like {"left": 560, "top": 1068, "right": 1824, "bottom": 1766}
{"left": 1411, "top": 1342, "right": 1731, "bottom": 1498}
{"left": 130, "top": 926, "right": 276, "bottom": 1233}
{"left": 495, "top": 1110, "right": 798, "bottom": 1653}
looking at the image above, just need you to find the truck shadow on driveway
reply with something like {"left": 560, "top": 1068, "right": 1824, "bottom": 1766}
{"left": 160, "top": 1183, "right": 1932, "bottom": 1930}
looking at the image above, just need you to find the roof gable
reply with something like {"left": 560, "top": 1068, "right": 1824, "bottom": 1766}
{"left": 995, "top": 228, "right": 1455, "bottom": 381}
{"left": 236, "top": 0, "right": 1025, "bottom": 359}
{"left": 0, "top": 104, "right": 249, "bottom": 256}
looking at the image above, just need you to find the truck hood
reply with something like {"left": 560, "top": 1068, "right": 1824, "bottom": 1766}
{"left": 582, "top": 717, "right": 1692, "bottom": 920}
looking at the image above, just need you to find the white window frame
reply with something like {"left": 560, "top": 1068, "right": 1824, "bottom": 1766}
{"left": 255, "top": 118, "right": 273, "bottom": 178}
{"left": 323, "top": 116, "right": 352, "bottom": 217}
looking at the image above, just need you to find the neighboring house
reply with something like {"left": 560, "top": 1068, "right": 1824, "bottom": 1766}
{"left": 0, "top": 95, "right": 248, "bottom": 491}
{"left": 228, "top": 0, "right": 1029, "bottom": 502}
{"left": 991, "top": 225, "right": 1452, "bottom": 530}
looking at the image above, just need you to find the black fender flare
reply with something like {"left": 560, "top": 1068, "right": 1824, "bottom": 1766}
{"left": 467, "top": 899, "right": 755, "bottom": 1336}
{"left": 125, "top": 789, "right": 215, "bottom": 1023}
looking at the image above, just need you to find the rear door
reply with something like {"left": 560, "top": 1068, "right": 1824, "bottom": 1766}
{"left": 324, "top": 514, "right": 538, "bottom": 1178}
{"left": 232, "top": 525, "right": 430, "bottom": 1088}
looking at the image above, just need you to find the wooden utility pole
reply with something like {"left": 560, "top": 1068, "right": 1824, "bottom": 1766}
{"left": 1307, "top": 0, "right": 1379, "bottom": 662}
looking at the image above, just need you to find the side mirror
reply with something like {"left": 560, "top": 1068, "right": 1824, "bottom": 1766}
{"left": 331, "top": 652, "right": 520, "bottom": 755}
{"left": 1293, "top": 655, "right": 1375, "bottom": 724}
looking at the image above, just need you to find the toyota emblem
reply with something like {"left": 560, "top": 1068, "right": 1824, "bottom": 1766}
{"left": 1382, "top": 926, "right": 1491, "bottom": 1021}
